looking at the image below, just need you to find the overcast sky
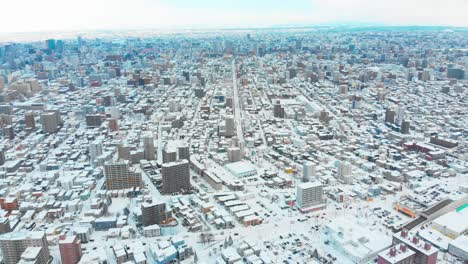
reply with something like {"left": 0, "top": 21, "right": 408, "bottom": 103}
{"left": 1, "top": 0, "right": 467, "bottom": 33}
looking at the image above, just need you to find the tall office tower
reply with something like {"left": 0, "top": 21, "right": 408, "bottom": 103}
{"left": 104, "top": 161, "right": 142, "bottom": 190}
{"left": 337, "top": 161, "right": 352, "bottom": 180}
{"left": 339, "top": 85, "right": 348, "bottom": 94}
{"left": 225, "top": 97, "right": 233, "bottom": 108}
{"left": 273, "top": 100, "right": 284, "bottom": 118}
{"left": 56, "top": 40, "right": 64, "bottom": 53}
{"left": 85, "top": 114, "right": 105, "bottom": 128}
{"left": 319, "top": 110, "right": 329, "bottom": 123}
{"left": 24, "top": 112, "right": 35, "bottom": 129}
{"left": 117, "top": 143, "right": 131, "bottom": 161}
{"left": 102, "top": 95, "right": 115, "bottom": 107}
{"left": 224, "top": 115, "right": 236, "bottom": 137}
{"left": 296, "top": 182, "right": 325, "bottom": 212}
{"left": 288, "top": 67, "right": 297, "bottom": 79}
{"left": 142, "top": 134, "right": 155, "bottom": 161}
{"left": 296, "top": 39, "right": 302, "bottom": 50}
{"left": 177, "top": 143, "right": 190, "bottom": 160}
{"left": 385, "top": 109, "right": 396, "bottom": 124}
{"left": 45, "top": 39, "right": 56, "bottom": 50}
{"left": 0, "top": 148, "right": 5, "bottom": 166}
{"left": 447, "top": 68, "right": 465, "bottom": 80}
{"left": 227, "top": 147, "right": 241, "bottom": 163}
{"left": 40, "top": 112, "right": 60, "bottom": 133}
{"left": 396, "top": 106, "right": 405, "bottom": 125}
{"left": 0, "top": 76, "right": 4, "bottom": 91}
{"left": 168, "top": 100, "right": 179, "bottom": 112}
{"left": 0, "top": 231, "right": 50, "bottom": 264}
{"left": 162, "top": 147, "right": 177, "bottom": 164}
{"left": 3, "top": 126, "right": 14, "bottom": 140}
{"left": 182, "top": 70, "right": 190, "bottom": 81}
{"left": 108, "top": 118, "right": 119, "bottom": 132}
{"left": 400, "top": 120, "right": 410, "bottom": 134}
{"left": 141, "top": 201, "right": 172, "bottom": 227}
{"left": 302, "top": 161, "right": 317, "bottom": 182}
{"left": 161, "top": 160, "right": 191, "bottom": 194}
{"left": 59, "top": 235, "right": 82, "bottom": 264}
{"left": 89, "top": 140, "right": 103, "bottom": 167}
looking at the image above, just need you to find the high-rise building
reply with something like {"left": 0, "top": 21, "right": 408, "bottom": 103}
{"left": 385, "top": 109, "right": 396, "bottom": 124}
{"left": 45, "top": 39, "right": 56, "bottom": 50}
{"left": 104, "top": 161, "right": 142, "bottom": 190}
{"left": 89, "top": 140, "right": 103, "bottom": 167}
{"left": 392, "top": 230, "right": 438, "bottom": 264}
{"left": 3, "top": 125, "right": 14, "bottom": 140}
{"left": 378, "top": 244, "right": 415, "bottom": 264}
{"left": 296, "top": 181, "right": 325, "bottom": 212}
{"left": 168, "top": 100, "right": 179, "bottom": 112}
{"left": 24, "top": 112, "right": 35, "bottom": 129}
{"left": 337, "top": 161, "right": 352, "bottom": 181}
{"left": 273, "top": 100, "right": 284, "bottom": 118}
{"left": 161, "top": 159, "right": 191, "bottom": 194}
{"left": 400, "top": 120, "right": 410, "bottom": 134}
{"left": 59, "top": 235, "right": 82, "bottom": 264}
{"left": 319, "top": 110, "right": 329, "bottom": 123}
{"left": 447, "top": 68, "right": 464, "bottom": 80}
{"left": 302, "top": 161, "right": 316, "bottom": 182}
{"left": 177, "top": 143, "right": 190, "bottom": 160}
{"left": 0, "top": 231, "right": 50, "bottom": 264}
{"left": 40, "top": 112, "right": 60, "bottom": 133}
{"left": 117, "top": 143, "right": 131, "bottom": 161}
{"left": 85, "top": 114, "right": 105, "bottom": 128}
{"left": 162, "top": 147, "right": 177, "bottom": 164}
{"left": 0, "top": 76, "right": 4, "bottom": 91}
{"left": 0, "top": 148, "right": 5, "bottom": 166}
{"left": 227, "top": 147, "right": 241, "bottom": 163}
{"left": 224, "top": 115, "right": 235, "bottom": 137}
{"left": 108, "top": 118, "right": 119, "bottom": 131}
{"left": 141, "top": 201, "right": 172, "bottom": 227}
{"left": 142, "top": 134, "right": 155, "bottom": 161}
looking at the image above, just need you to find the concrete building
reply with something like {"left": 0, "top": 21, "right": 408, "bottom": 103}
{"left": 177, "top": 143, "right": 190, "bottom": 160}
{"left": 273, "top": 100, "right": 284, "bottom": 118}
{"left": 141, "top": 202, "right": 172, "bottom": 227}
{"left": 89, "top": 140, "right": 103, "bottom": 167}
{"left": 392, "top": 230, "right": 438, "bottom": 264}
{"left": 225, "top": 161, "right": 257, "bottom": 178}
{"left": 448, "top": 235, "right": 468, "bottom": 262}
{"left": 142, "top": 134, "right": 156, "bottom": 161}
{"left": 24, "top": 112, "right": 35, "bottom": 129}
{"left": 227, "top": 147, "right": 241, "bottom": 163}
{"left": 296, "top": 181, "right": 325, "bottom": 212}
{"left": 104, "top": 161, "right": 143, "bottom": 190}
{"left": 224, "top": 115, "right": 235, "bottom": 137}
{"left": 162, "top": 147, "right": 177, "bottom": 164}
{"left": 59, "top": 235, "right": 82, "bottom": 264}
{"left": 378, "top": 244, "right": 416, "bottom": 264}
{"left": 302, "top": 161, "right": 316, "bottom": 182}
{"left": 40, "top": 112, "right": 60, "bottom": 133}
{"left": 385, "top": 109, "right": 396, "bottom": 124}
{"left": 337, "top": 161, "right": 352, "bottom": 182}
{"left": 161, "top": 159, "right": 191, "bottom": 194}
{"left": 0, "top": 231, "right": 50, "bottom": 264}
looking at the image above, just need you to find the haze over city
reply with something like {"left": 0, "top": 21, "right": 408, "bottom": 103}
{"left": 1, "top": 0, "right": 468, "bottom": 34}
